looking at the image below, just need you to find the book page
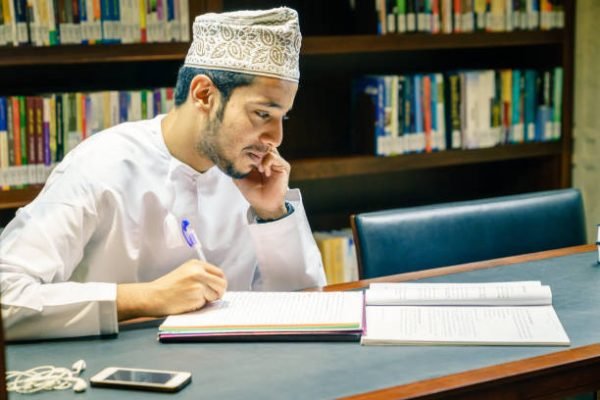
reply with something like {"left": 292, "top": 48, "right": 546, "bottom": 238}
{"left": 366, "top": 282, "right": 551, "bottom": 306}
{"left": 159, "top": 291, "right": 364, "bottom": 333}
{"left": 370, "top": 281, "right": 542, "bottom": 289}
{"left": 362, "top": 305, "right": 570, "bottom": 346}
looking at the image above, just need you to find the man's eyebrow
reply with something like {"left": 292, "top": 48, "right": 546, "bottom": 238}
{"left": 252, "top": 100, "right": 283, "bottom": 109}
{"left": 251, "top": 100, "right": 294, "bottom": 114}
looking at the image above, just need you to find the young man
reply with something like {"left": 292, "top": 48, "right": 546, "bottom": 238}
{"left": 0, "top": 8, "right": 326, "bottom": 341}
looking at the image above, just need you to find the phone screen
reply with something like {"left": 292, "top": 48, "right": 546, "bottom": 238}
{"left": 104, "top": 370, "right": 176, "bottom": 384}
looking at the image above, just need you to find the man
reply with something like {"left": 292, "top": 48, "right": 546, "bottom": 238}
{"left": 0, "top": 7, "right": 326, "bottom": 341}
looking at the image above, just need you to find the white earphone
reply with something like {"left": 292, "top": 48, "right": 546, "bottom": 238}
{"left": 6, "top": 359, "right": 88, "bottom": 394}
{"left": 71, "top": 359, "right": 86, "bottom": 375}
{"left": 71, "top": 360, "right": 88, "bottom": 392}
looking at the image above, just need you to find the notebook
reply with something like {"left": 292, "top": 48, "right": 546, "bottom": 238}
{"left": 158, "top": 291, "right": 365, "bottom": 342}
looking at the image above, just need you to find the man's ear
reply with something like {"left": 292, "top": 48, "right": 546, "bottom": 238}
{"left": 189, "top": 74, "right": 219, "bottom": 113}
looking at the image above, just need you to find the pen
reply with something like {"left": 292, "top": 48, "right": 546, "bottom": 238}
{"left": 181, "top": 219, "right": 207, "bottom": 262}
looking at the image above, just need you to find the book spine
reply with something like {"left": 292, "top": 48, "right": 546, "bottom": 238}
{"left": 422, "top": 74, "right": 432, "bottom": 152}
{"left": 406, "top": 0, "right": 416, "bottom": 31}
{"left": 499, "top": 69, "right": 511, "bottom": 144}
{"left": 413, "top": 74, "right": 424, "bottom": 152}
{"left": 112, "top": 0, "right": 119, "bottom": 42}
{"left": 6, "top": 98, "right": 15, "bottom": 186}
{"left": 17, "top": 97, "right": 27, "bottom": 175}
{"left": 449, "top": 72, "right": 462, "bottom": 149}
{"left": 11, "top": 98, "right": 21, "bottom": 176}
{"left": 429, "top": 73, "right": 438, "bottom": 151}
{"left": 0, "top": 0, "right": 7, "bottom": 47}
{"left": 374, "top": 76, "right": 386, "bottom": 156}
{"left": 5, "top": 97, "right": 18, "bottom": 188}
{"left": 34, "top": 96, "right": 43, "bottom": 183}
{"left": 0, "top": 97, "right": 8, "bottom": 190}
{"left": 386, "top": 0, "right": 397, "bottom": 34}
{"left": 542, "top": 69, "right": 552, "bottom": 141}
{"left": 75, "top": 92, "right": 83, "bottom": 140}
{"left": 523, "top": 70, "right": 535, "bottom": 142}
{"left": 48, "top": 95, "right": 56, "bottom": 163}
{"left": 90, "top": 0, "right": 99, "bottom": 43}
{"left": 510, "top": 69, "right": 522, "bottom": 143}
{"left": 396, "top": 76, "right": 405, "bottom": 155}
{"left": 55, "top": 93, "right": 63, "bottom": 161}
{"left": 552, "top": 67, "right": 562, "bottom": 140}
{"left": 178, "top": 0, "right": 187, "bottom": 40}
{"left": 42, "top": 96, "right": 50, "bottom": 167}
{"left": 396, "top": 0, "right": 406, "bottom": 33}
{"left": 84, "top": 94, "right": 92, "bottom": 137}
{"left": 402, "top": 75, "right": 412, "bottom": 153}
{"left": 435, "top": 73, "right": 446, "bottom": 151}
{"left": 118, "top": 91, "right": 127, "bottom": 122}
{"left": 25, "top": 96, "right": 36, "bottom": 185}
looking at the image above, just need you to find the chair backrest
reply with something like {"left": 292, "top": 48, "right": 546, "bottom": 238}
{"left": 351, "top": 189, "right": 587, "bottom": 279}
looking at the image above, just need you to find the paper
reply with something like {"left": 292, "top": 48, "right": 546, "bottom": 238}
{"left": 159, "top": 291, "right": 364, "bottom": 337}
{"left": 362, "top": 305, "right": 570, "bottom": 346}
{"left": 366, "top": 281, "right": 552, "bottom": 306}
{"left": 361, "top": 281, "right": 570, "bottom": 346}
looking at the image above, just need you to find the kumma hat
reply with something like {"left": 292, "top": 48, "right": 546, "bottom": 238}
{"left": 184, "top": 7, "right": 301, "bottom": 82}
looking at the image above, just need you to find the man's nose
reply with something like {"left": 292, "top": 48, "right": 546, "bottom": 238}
{"left": 261, "top": 118, "right": 284, "bottom": 148}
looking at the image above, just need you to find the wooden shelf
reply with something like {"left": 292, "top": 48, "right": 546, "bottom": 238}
{"left": 290, "top": 142, "right": 562, "bottom": 181}
{"left": 0, "top": 143, "right": 561, "bottom": 209}
{"left": 0, "top": 31, "right": 563, "bottom": 67}
{"left": 302, "top": 30, "right": 564, "bottom": 55}
{"left": 0, "top": 43, "right": 190, "bottom": 67}
{"left": 0, "top": 186, "right": 42, "bottom": 210}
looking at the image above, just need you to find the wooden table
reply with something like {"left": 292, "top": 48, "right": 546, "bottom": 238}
{"left": 6, "top": 244, "right": 600, "bottom": 400}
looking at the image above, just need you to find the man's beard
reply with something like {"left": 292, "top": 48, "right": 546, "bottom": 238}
{"left": 195, "top": 110, "right": 250, "bottom": 180}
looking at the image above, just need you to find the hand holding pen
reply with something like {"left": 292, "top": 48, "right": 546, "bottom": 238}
{"left": 116, "top": 220, "right": 226, "bottom": 319}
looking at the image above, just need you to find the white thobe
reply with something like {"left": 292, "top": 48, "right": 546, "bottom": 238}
{"left": 0, "top": 115, "right": 326, "bottom": 341}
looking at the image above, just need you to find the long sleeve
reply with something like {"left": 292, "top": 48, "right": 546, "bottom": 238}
{"left": 0, "top": 200, "right": 119, "bottom": 342}
{"left": 247, "top": 189, "right": 327, "bottom": 291}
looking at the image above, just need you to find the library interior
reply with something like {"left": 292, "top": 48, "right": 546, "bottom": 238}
{"left": 1, "top": 1, "right": 599, "bottom": 399}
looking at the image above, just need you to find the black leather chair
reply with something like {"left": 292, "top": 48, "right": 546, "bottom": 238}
{"left": 351, "top": 189, "right": 587, "bottom": 279}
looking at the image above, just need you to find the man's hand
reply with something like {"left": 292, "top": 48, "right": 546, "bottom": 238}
{"left": 234, "top": 148, "right": 290, "bottom": 220}
{"left": 117, "top": 260, "right": 227, "bottom": 321}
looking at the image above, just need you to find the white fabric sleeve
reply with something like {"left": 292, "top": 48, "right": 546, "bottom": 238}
{"left": 247, "top": 189, "right": 327, "bottom": 291}
{"left": 0, "top": 201, "right": 119, "bottom": 341}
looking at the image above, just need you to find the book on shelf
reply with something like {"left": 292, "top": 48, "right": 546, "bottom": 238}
{"left": 351, "top": 67, "right": 563, "bottom": 157}
{"left": 313, "top": 229, "right": 359, "bottom": 285}
{"left": 0, "top": 0, "right": 189, "bottom": 47}
{"left": 371, "top": 0, "right": 562, "bottom": 35}
{"left": 158, "top": 291, "right": 365, "bottom": 343}
{"left": 0, "top": 88, "right": 173, "bottom": 189}
{"left": 361, "top": 281, "right": 570, "bottom": 346}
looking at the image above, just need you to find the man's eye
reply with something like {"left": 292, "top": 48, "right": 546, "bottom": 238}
{"left": 256, "top": 111, "right": 270, "bottom": 120}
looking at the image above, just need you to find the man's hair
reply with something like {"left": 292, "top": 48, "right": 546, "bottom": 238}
{"left": 174, "top": 66, "right": 256, "bottom": 108}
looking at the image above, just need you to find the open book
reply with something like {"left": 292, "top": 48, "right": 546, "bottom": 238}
{"left": 158, "top": 291, "right": 364, "bottom": 342}
{"left": 361, "top": 281, "right": 570, "bottom": 346}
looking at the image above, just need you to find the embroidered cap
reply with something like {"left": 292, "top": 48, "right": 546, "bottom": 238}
{"left": 184, "top": 7, "right": 302, "bottom": 82}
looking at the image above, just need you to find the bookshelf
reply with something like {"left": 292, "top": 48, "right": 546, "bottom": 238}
{"left": 0, "top": 1, "right": 576, "bottom": 231}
